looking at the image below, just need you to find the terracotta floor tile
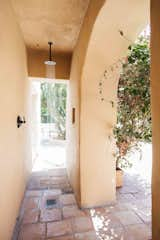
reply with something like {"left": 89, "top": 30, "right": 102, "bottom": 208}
{"left": 105, "top": 202, "right": 130, "bottom": 213}
{"left": 117, "top": 193, "right": 136, "bottom": 203}
{"left": 72, "top": 217, "right": 93, "bottom": 233}
{"left": 15, "top": 169, "right": 151, "bottom": 240}
{"left": 124, "top": 223, "right": 151, "bottom": 240}
{"left": 134, "top": 208, "right": 151, "bottom": 224}
{"left": 91, "top": 210, "right": 123, "bottom": 230}
{"left": 114, "top": 211, "right": 142, "bottom": 226}
{"left": 43, "top": 189, "right": 62, "bottom": 197}
{"left": 63, "top": 205, "right": 85, "bottom": 219}
{"left": 40, "top": 208, "right": 62, "bottom": 222}
{"left": 96, "top": 227, "right": 124, "bottom": 240}
{"left": 60, "top": 194, "right": 76, "bottom": 205}
{"left": 75, "top": 231, "right": 97, "bottom": 240}
{"left": 22, "top": 209, "right": 39, "bottom": 224}
{"left": 25, "top": 190, "right": 43, "bottom": 198}
{"left": 22, "top": 197, "right": 40, "bottom": 210}
{"left": 47, "top": 220, "right": 73, "bottom": 238}
{"left": 50, "top": 236, "right": 75, "bottom": 240}
{"left": 18, "top": 223, "right": 45, "bottom": 240}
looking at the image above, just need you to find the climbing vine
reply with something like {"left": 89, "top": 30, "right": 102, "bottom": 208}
{"left": 114, "top": 35, "right": 151, "bottom": 169}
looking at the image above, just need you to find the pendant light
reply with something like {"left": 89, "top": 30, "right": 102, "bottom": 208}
{"left": 44, "top": 42, "right": 56, "bottom": 79}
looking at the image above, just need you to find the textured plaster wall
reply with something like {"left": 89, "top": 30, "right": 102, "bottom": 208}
{"left": 68, "top": 0, "right": 149, "bottom": 207}
{"left": 0, "top": 1, "right": 31, "bottom": 239}
{"left": 80, "top": 0, "right": 149, "bottom": 208}
{"left": 27, "top": 48, "right": 72, "bottom": 80}
{"left": 66, "top": 0, "right": 105, "bottom": 205}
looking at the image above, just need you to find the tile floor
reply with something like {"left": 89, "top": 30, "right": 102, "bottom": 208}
{"left": 88, "top": 173, "right": 152, "bottom": 240}
{"left": 12, "top": 169, "right": 151, "bottom": 240}
{"left": 12, "top": 169, "right": 96, "bottom": 240}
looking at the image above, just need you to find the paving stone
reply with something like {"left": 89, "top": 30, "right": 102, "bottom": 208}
{"left": 133, "top": 208, "right": 151, "bottom": 224}
{"left": 134, "top": 198, "right": 152, "bottom": 208}
{"left": 23, "top": 209, "right": 39, "bottom": 224}
{"left": 104, "top": 202, "right": 130, "bottom": 213}
{"left": 50, "top": 176, "right": 68, "bottom": 184}
{"left": 63, "top": 205, "right": 85, "bottom": 219}
{"left": 47, "top": 220, "right": 73, "bottom": 238}
{"left": 124, "top": 223, "right": 152, "bottom": 240}
{"left": 90, "top": 208, "right": 123, "bottom": 230}
{"left": 95, "top": 227, "right": 124, "bottom": 240}
{"left": 118, "top": 186, "right": 139, "bottom": 194}
{"left": 16, "top": 169, "right": 152, "bottom": 240}
{"left": 132, "top": 191, "right": 151, "bottom": 200}
{"left": 75, "top": 231, "right": 97, "bottom": 240}
{"left": 50, "top": 236, "right": 75, "bottom": 240}
{"left": 18, "top": 223, "right": 45, "bottom": 240}
{"left": 22, "top": 197, "right": 40, "bottom": 210}
{"left": 114, "top": 211, "right": 142, "bottom": 226}
{"left": 43, "top": 189, "right": 62, "bottom": 196}
{"left": 40, "top": 208, "right": 62, "bottom": 222}
{"left": 25, "top": 190, "right": 43, "bottom": 198}
{"left": 72, "top": 217, "right": 93, "bottom": 233}
{"left": 27, "top": 178, "right": 45, "bottom": 190}
{"left": 60, "top": 194, "right": 76, "bottom": 205}
{"left": 116, "top": 193, "right": 136, "bottom": 203}
{"left": 62, "top": 185, "right": 74, "bottom": 194}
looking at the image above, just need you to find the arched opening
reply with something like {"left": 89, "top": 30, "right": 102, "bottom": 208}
{"left": 68, "top": 0, "right": 151, "bottom": 238}
{"left": 77, "top": 0, "right": 150, "bottom": 207}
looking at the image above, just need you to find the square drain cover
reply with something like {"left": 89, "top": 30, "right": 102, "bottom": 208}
{"left": 46, "top": 199, "right": 57, "bottom": 208}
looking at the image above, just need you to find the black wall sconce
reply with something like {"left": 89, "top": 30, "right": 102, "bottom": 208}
{"left": 17, "top": 116, "right": 26, "bottom": 128}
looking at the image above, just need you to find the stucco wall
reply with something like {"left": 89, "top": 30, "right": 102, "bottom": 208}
{"left": 66, "top": 0, "right": 105, "bottom": 204}
{"left": 0, "top": 1, "right": 31, "bottom": 239}
{"left": 68, "top": 0, "right": 149, "bottom": 207}
{"left": 27, "top": 48, "right": 71, "bottom": 80}
{"left": 80, "top": 0, "right": 149, "bottom": 207}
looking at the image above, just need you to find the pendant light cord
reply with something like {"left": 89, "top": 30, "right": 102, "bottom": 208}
{"left": 48, "top": 42, "right": 53, "bottom": 61}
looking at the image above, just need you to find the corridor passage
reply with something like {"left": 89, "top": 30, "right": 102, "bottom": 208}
{"left": 13, "top": 169, "right": 152, "bottom": 240}
{"left": 13, "top": 168, "right": 96, "bottom": 240}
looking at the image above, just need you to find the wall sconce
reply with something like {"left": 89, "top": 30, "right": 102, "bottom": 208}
{"left": 72, "top": 108, "right": 75, "bottom": 124}
{"left": 17, "top": 116, "right": 26, "bottom": 128}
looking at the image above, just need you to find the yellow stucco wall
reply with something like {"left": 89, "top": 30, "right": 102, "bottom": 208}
{"left": 0, "top": 1, "right": 31, "bottom": 239}
{"left": 27, "top": 48, "right": 72, "bottom": 80}
{"left": 68, "top": 0, "right": 149, "bottom": 207}
{"left": 66, "top": 0, "right": 105, "bottom": 205}
{"left": 80, "top": 0, "right": 149, "bottom": 207}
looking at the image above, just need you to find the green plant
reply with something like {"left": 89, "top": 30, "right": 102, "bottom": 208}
{"left": 41, "top": 82, "right": 67, "bottom": 140}
{"left": 114, "top": 35, "right": 151, "bottom": 169}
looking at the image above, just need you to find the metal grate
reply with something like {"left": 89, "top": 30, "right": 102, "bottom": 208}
{"left": 46, "top": 199, "right": 57, "bottom": 208}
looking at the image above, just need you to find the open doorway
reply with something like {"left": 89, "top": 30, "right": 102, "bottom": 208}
{"left": 30, "top": 78, "right": 68, "bottom": 172}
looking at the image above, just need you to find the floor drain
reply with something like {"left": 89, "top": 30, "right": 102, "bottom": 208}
{"left": 46, "top": 199, "right": 57, "bottom": 208}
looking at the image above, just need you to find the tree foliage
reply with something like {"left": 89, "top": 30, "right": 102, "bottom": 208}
{"left": 41, "top": 82, "right": 67, "bottom": 139}
{"left": 114, "top": 35, "right": 151, "bottom": 169}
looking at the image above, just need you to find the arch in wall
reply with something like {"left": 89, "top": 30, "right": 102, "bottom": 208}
{"left": 68, "top": 0, "right": 149, "bottom": 207}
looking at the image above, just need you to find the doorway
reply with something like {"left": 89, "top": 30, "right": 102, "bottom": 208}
{"left": 30, "top": 78, "right": 68, "bottom": 172}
